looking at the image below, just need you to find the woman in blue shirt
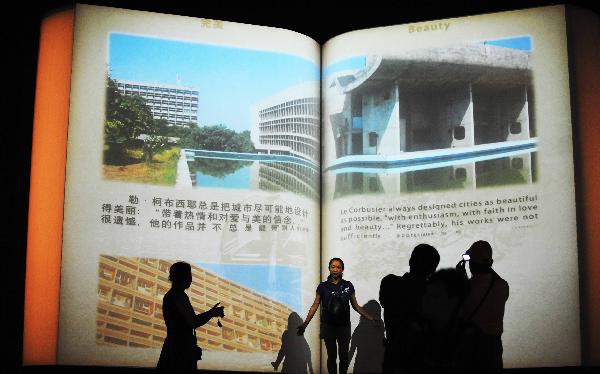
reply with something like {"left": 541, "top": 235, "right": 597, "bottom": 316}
{"left": 297, "top": 258, "right": 379, "bottom": 374}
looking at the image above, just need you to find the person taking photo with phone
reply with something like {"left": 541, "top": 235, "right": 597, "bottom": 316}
{"left": 157, "top": 261, "right": 225, "bottom": 373}
{"left": 455, "top": 240, "right": 509, "bottom": 373}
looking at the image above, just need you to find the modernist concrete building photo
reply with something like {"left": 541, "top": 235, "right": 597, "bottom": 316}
{"left": 178, "top": 82, "right": 320, "bottom": 199}
{"left": 97, "top": 256, "right": 293, "bottom": 353}
{"left": 251, "top": 82, "right": 320, "bottom": 165}
{"left": 236, "top": 82, "right": 320, "bottom": 199}
{"left": 114, "top": 80, "right": 199, "bottom": 127}
{"left": 251, "top": 161, "right": 320, "bottom": 200}
{"left": 323, "top": 41, "right": 537, "bottom": 197}
{"left": 104, "top": 33, "right": 320, "bottom": 197}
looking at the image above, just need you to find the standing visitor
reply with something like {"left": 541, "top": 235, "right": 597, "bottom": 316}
{"left": 456, "top": 240, "right": 509, "bottom": 373}
{"left": 297, "top": 258, "right": 379, "bottom": 374}
{"left": 157, "top": 261, "right": 225, "bottom": 373}
{"left": 379, "top": 243, "right": 440, "bottom": 373}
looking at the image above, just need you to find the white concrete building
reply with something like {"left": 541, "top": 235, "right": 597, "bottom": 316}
{"left": 115, "top": 80, "right": 199, "bottom": 126}
{"left": 251, "top": 82, "right": 320, "bottom": 164}
{"left": 325, "top": 45, "right": 533, "bottom": 159}
{"left": 323, "top": 44, "right": 536, "bottom": 197}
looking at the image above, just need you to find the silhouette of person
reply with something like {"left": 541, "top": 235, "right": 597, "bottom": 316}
{"left": 421, "top": 268, "right": 468, "bottom": 372}
{"left": 297, "top": 258, "right": 380, "bottom": 374}
{"left": 156, "top": 261, "right": 225, "bottom": 373}
{"left": 271, "top": 312, "right": 314, "bottom": 373}
{"left": 348, "top": 300, "right": 385, "bottom": 373}
{"left": 379, "top": 243, "right": 440, "bottom": 373}
{"left": 455, "top": 240, "right": 509, "bottom": 373}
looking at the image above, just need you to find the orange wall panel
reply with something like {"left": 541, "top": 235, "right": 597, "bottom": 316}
{"left": 22, "top": 8, "right": 74, "bottom": 365}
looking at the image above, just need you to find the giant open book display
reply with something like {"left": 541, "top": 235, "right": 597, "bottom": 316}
{"left": 23, "top": 3, "right": 600, "bottom": 371}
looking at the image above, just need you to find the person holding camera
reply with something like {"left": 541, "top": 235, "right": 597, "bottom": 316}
{"left": 455, "top": 240, "right": 509, "bottom": 373}
{"left": 157, "top": 261, "right": 225, "bottom": 373}
{"left": 297, "top": 258, "right": 379, "bottom": 374}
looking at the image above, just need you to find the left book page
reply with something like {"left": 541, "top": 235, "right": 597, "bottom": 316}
{"left": 42, "top": 4, "right": 321, "bottom": 370}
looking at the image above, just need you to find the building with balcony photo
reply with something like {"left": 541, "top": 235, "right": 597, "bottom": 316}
{"left": 97, "top": 256, "right": 293, "bottom": 353}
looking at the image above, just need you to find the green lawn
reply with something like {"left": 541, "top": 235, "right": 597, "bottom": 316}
{"left": 103, "top": 147, "right": 180, "bottom": 185}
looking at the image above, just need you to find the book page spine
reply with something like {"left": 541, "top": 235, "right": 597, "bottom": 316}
{"left": 22, "top": 7, "right": 75, "bottom": 365}
{"left": 567, "top": 6, "right": 600, "bottom": 366}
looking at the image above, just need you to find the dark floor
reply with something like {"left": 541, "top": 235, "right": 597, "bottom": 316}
{"left": 15, "top": 366, "right": 600, "bottom": 374}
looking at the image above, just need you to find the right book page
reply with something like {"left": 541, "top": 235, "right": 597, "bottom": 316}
{"left": 321, "top": 5, "right": 580, "bottom": 369}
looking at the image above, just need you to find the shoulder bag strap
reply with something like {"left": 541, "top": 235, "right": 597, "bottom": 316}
{"left": 466, "top": 272, "right": 497, "bottom": 321}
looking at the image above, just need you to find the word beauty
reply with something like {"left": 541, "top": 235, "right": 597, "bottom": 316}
{"left": 408, "top": 22, "right": 451, "bottom": 33}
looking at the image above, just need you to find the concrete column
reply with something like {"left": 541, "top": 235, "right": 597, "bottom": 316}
{"left": 506, "top": 86, "right": 531, "bottom": 141}
{"left": 379, "top": 172, "right": 402, "bottom": 194}
{"left": 346, "top": 116, "right": 352, "bottom": 156}
{"left": 453, "top": 162, "right": 476, "bottom": 190}
{"left": 451, "top": 83, "right": 475, "bottom": 148}
{"left": 397, "top": 84, "right": 407, "bottom": 152}
{"left": 363, "top": 86, "right": 401, "bottom": 155}
{"left": 509, "top": 153, "right": 533, "bottom": 184}
{"left": 399, "top": 172, "right": 408, "bottom": 193}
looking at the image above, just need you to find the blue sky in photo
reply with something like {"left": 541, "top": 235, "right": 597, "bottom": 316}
{"left": 322, "top": 36, "right": 532, "bottom": 80}
{"left": 197, "top": 263, "right": 302, "bottom": 312}
{"left": 323, "top": 56, "right": 366, "bottom": 79}
{"left": 108, "top": 33, "right": 319, "bottom": 132}
{"left": 483, "top": 36, "right": 533, "bottom": 51}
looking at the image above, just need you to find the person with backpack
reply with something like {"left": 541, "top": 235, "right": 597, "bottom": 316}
{"left": 297, "top": 258, "right": 379, "bottom": 374}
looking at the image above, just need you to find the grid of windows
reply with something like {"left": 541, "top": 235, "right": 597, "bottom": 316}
{"left": 258, "top": 162, "right": 319, "bottom": 200}
{"left": 115, "top": 80, "right": 199, "bottom": 127}
{"left": 259, "top": 118, "right": 320, "bottom": 138}
{"left": 96, "top": 256, "right": 291, "bottom": 352}
{"left": 259, "top": 134, "right": 319, "bottom": 161}
{"left": 259, "top": 98, "right": 319, "bottom": 120}
{"left": 257, "top": 98, "right": 319, "bottom": 162}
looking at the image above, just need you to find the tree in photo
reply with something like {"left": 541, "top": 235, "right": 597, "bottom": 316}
{"left": 104, "top": 76, "right": 175, "bottom": 164}
{"left": 141, "top": 134, "right": 168, "bottom": 163}
{"left": 179, "top": 124, "right": 255, "bottom": 153}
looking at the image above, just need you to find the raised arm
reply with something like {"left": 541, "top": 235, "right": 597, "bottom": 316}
{"left": 174, "top": 295, "right": 224, "bottom": 329}
{"left": 297, "top": 293, "right": 321, "bottom": 335}
{"left": 191, "top": 310, "right": 214, "bottom": 328}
